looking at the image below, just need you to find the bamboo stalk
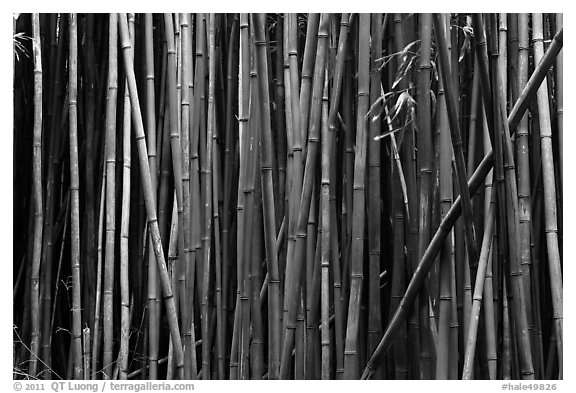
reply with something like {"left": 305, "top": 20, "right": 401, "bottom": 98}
{"left": 532, "top": 14, "right": 563, "bottom": 379}
{"left": 29, "top": 13, "right": 43, "bottom": 379}
{"left": 344, "top": 13, "right": 369, "bottom": 379}
{"left": 417, "top": 13, "right": 434, "bottom": 379}
{"left": 462, "top": 185, "right": 496, "bottom": 379}
{"left": 68, "top": 13, "right": 83, "bottom": 380}
{"left": 435, "top": 51, "right": 453, "bottom": 380}
{"left": 320, "top": 65, "right": 330, "bottom": 380}
{"left": 118, "top": 13, "right": 134, "bottom": 380}
{"left": 144, "top": 13, "right": 161, "bottom": 381}
{"left": 103, "top": 13, "right": 118, "bottom": 380}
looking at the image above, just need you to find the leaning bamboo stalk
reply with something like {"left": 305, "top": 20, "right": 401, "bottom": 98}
{"left": 362, "top": 28, "right": 563, "bottom": 377}
{"left": 29, "top": 13, "right": 43, "bottom": 379}
{"left": 252, "top": 13, "right": 282, "bottom": 379}
{"left": 118, "top": 13, "right": 134, "bottom": 381}
{"left": 532, "top": 13, "right": 563, "bottom": 379}
{"left": 68, "top": 13, "right": 83, "bottom": 380}
{"left": 462, "top": 185, "right": 496, "bottom": 379}
{"left": 103, "top": 13, "right": 118, "bottom": 380}
{"left": 117, "top": 12, "right": 185, "bottom": 380}
{"left": 163, "top": 14, "right": 187, "bottom": 333}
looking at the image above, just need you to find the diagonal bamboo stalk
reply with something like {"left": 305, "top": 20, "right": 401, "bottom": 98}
{"left": 117, "top": 12, "right": 184, "bottom": 380}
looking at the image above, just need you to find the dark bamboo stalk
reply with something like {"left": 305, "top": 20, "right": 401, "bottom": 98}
{"left": 367, "top": 14, "right": 383, "bottom": 378}
{"left": 252, "top": 13, "right": 282, "bottom": 379}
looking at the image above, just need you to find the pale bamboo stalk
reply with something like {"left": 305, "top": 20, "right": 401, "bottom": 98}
{"left": 83, "top": 327, "right": 91, "bottom": 379}
{"left": 103, "top": 13, "right": 118, "bottom": 380}
{"left": 179, "top": 13, "right": 196, "bottom": 380}
{"left": 118, "top": 13, "right": 134, "bottom": 381}
{"left": 29, "top": 13, "right": 43, "bottom": 379}
{"left": 200, "top": 13, "right": 216, "bottom": 380}
{"left": 144, "top": 13, "right": 160, "bottom": 380}
{"left": 532, "top": 13, "right": 563, "bottom": 378}
{"left": 344, "top": 13, "right": 369, "bottom": 379}
{"left": 462, "top": 185, "right": 496, "bottom": 379}
{"left": 163, "top": 14, "right": 187, "bottom": 336}
{"left": 320, "top": 66, "right": 330, "bottom": 380}
{"left": 555, "top": 13, "right": 563, "bottom": 187}
{"left": 68, "top": 13, "right": 83, "bottom": 380}
{"left": 118, "top": 12, "right": 184, "bottom": 380}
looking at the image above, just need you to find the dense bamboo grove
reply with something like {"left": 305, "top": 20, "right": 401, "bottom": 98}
{"left": 13, "top": 13, "right": 563, "bottom": 380}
